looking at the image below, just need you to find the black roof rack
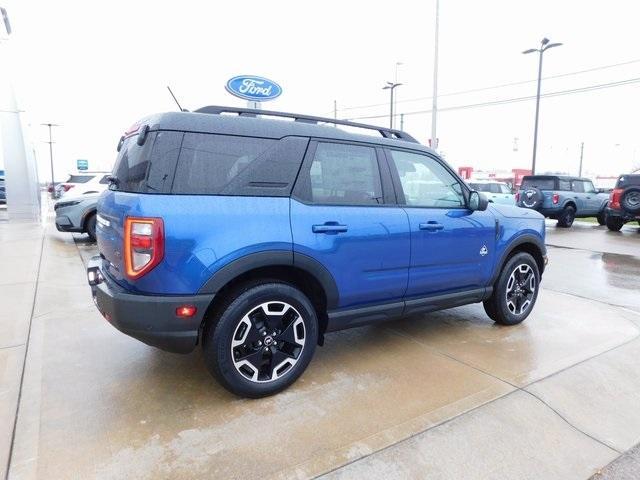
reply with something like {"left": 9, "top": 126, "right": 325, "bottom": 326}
{"left": 195, "top": 105, "right": 419, "bottom": 143}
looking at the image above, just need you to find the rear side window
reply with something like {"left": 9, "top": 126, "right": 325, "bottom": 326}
{"left": 571, "top": 180, "right": 585, "bottom": 193}
{"left": 172, "top": 134, "right": 277, "bottom": 195}
{"left": 521, "top": 178, "right": 556, "bottom": 190}
{"left": 307, "top": 142, "right": 383, "bottom": 205}
{"left": 558, "top": 180, "right": 571, "bottom": 191}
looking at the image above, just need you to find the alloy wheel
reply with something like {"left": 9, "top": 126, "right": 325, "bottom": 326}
{"left": 505, "top": 264, "right": 536, "bottom": 316}
{"left": 231, "top": 301, "right": 306, "bottom": 383}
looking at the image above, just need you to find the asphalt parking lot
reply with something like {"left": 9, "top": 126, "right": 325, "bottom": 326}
{"left": 2, "top": 215, "right": 639, "bottom": 480}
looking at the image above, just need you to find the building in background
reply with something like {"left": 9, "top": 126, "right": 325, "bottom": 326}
{"left": 0, "top": 6, "right": 40, "bottom": 220}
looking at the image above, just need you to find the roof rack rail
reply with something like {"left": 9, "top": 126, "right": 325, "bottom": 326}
{"left": 194, "top": 105, "right": 419, "bottom": 143}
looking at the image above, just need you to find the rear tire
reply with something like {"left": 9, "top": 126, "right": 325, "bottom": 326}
{"left": 85, "top": 213, "right": 97, "bottom": 241}
{"left": 557, "top": 205, "right": 576, "bottom": 228}
{"left": 202, "top": 281, "right": 318, "bottom": 398}
{"left": 483, "top": 252, "right": 540, "bottom": 326}
{"left": 606, "top": 216, "right": 625, "bottom": 231}
{"left": 597, "top": 208, "right": 607, "bottom": 226}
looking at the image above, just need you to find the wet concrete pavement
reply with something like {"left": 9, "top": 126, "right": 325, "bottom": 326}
{"left": 2, "top": 218, "right": 640, "bottom": 479}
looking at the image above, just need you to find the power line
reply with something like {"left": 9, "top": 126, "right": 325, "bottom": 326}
{"left": 334, "top": 58, "right": 640, "bottom": 114}
{"left": 345, "top": 77, "right": 640, "bottom": 121}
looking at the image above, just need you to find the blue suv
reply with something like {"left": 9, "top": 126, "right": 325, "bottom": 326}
{"left": 88, "top": 106, "right": 547, "bottom": 397}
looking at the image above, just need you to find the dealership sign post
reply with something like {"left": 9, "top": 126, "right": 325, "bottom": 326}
{"left": 225, "top": 75, "right": 282, "bottom": 109}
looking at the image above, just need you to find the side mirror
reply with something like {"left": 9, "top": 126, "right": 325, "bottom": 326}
{"left": 469, "top": 191, "right": 489, "bottom": 211}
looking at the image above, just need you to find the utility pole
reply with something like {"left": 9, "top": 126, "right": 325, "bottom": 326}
{"left": 400, "top": 113, "right": 405, "bottom": 131}
{"left": 430, "top": 0, "right": 440, "bottom": 150}
{"left": 333, "top": 100, "right": 337, "bottom": 122}
{"left": 578, "top": 142, "right": 584, "bottom": 177}
{"left": 523, "top": 38, "right": 563, "bottom": 174}
{"left": 383, "top": 82, "right": 402, "bottom": 129}
{"left": 42, "top": 123, "right": 60, "bottom": 198}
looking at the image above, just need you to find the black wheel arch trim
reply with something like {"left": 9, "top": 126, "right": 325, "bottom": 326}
{"left": 490, "top": 234, "right": 547, "bottom": 285}
{"left": 197, "top": 250, "right": 339, "bottom": 309}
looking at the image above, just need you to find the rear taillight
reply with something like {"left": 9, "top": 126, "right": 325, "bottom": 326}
{"left": 609, "top": 188, "right": 624, "bottom": 210}
{"left": 124, "top": 217, "right": 164, "bottom": 279}
{"left": 515, "top": 192, "right": 520, "bottom": 202}
{"left": 552, "top": 193, "right": 559, "bottom": 204}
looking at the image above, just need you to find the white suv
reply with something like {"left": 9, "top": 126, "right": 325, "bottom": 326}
{"left": 56, "top": 172, "right": 111, "bottom": 198}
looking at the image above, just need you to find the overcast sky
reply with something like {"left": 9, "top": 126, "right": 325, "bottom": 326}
{"left": 3, "top": 0, "right": 640, "bottom": 181}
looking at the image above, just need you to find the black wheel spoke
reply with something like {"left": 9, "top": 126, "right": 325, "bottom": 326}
{"left": 237, "top": 348, "right": 265, "bottom": 370}
{"left": 231, "top": 301, "right": 306, "bottom": 383}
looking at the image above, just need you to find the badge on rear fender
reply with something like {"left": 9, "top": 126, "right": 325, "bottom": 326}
{"left": 480, "top": 245, "right": 488, "bottom": 256}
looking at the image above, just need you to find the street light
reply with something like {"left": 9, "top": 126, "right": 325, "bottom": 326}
{"left": 523, "top": 37, "right": 562, "bottom": 174}
{"left": 383, "top": 81, "right": 402, "bottom": 129}
{"left": 41, "top": 123, "right": 61, "bottom": 198}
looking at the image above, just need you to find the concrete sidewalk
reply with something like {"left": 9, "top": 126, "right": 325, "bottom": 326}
{"left": 2, "top": 220, "right": 640, "bottom": 479}
{"left": 0, "top": 220, "right": 44, "bottom": 480}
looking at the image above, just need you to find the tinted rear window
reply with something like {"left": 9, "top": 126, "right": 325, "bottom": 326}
{"left": 616, "top": 175, "right": 640, "bottom": 188}
{"left": 111, "top": 131, "right": 183, "bottom": 193}
{"left": 521, "top": 177, "right": 556, "bottom": 190}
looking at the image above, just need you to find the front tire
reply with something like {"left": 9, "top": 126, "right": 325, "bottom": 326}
{"left": 483, "top": 252, "right": 540, "bottom": 326}
{"left": 85, "top": 213, "right": 97, "bottom": 241}
{"left": 557, "top": 205, "right": 576, "bottom": 228}
{"left": 202, "top": 281, "right": 318, "bottom": 398}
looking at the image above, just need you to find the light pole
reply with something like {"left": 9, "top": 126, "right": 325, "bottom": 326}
{"left": 431, "top": 0, "right": 440, "bottom": 150}
{"left": 523, "top": 37, "right": 562, "bottom": 174}
{"left": 383, "top": 81, "right": 402, "bottom": 129}
{"left": 41, "top": 123, "right": 60, "bottom": 198}
{"left": 394, "top": 62, "right": 403, "bottom": 128}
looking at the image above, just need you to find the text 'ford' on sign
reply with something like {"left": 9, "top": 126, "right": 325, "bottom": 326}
{"left": 225, "top": 75, "right": 282, "bottom": 102}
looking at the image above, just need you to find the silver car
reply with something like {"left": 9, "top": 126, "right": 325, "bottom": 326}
{"left": 54, "top": 194, "right": 99, "bottom": 240}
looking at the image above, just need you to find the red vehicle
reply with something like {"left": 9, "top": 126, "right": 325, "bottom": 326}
{"left": 605, "top": 174, "right": 640, "bottom": 231}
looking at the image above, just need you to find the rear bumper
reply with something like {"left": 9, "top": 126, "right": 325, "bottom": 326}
{"left": 606, "top": 207, "right": 639, "bottom": 221}
{"left": 87, "top": 256, "right": 214, "bottom": 353}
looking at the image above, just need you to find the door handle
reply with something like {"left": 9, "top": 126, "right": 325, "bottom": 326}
{"left": 312, "top": 223, "right": 348, "bottom": 234}
{"left": 419, "top": 222, "right": 444, "bottom": 231}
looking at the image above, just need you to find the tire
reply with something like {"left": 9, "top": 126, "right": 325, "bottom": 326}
{"left": 557, "top": 205, "right": 576, "bottom": 228}
{"left": 202, "top": 281, "right": 318, "bottom": 398}
{"left": 483, "top": 252, "right": 540, "bottom": 326}
{"left": 597, "top": 207, "right": 607, "bottom": 226}
{"left": 606, "top": 215, "right": 625, "bottom": 232}
{"left": 85, "top": 213, "right": 97, "bottom": 241}
{"left": 621, "top": 187, "right": 640, "bottom": 214}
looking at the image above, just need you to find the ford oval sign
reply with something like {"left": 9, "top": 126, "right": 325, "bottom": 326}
{"left": 225, "top": 75, "right": 282, "bottom": 102}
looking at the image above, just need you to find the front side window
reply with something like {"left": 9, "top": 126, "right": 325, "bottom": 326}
{"left": 308, "top": 142, "right": 383, "bottom": 205}
{"left": 583, "top": 180, "right": 596, "bottom": 193}
{"left": 499, "top": 184, "right": 512, "bottom": 194}
{"left": 389, "top": 150, "right": 465, "bottom": 208}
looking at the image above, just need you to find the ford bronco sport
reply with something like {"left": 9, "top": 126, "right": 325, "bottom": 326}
{"left": 87, "top": 106, "right": 547, "bottom": 398}
{"left": 516, "top": 175, "right": 609, "bottom": 227}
